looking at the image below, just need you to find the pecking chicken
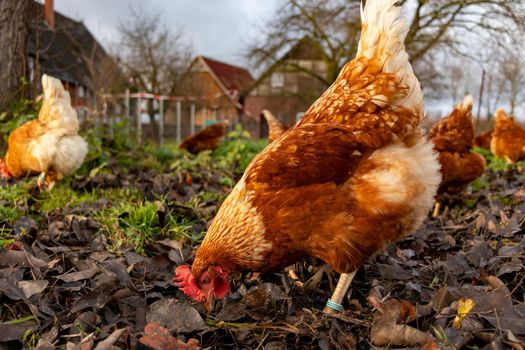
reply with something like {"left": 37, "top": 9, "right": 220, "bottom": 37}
{"left": 473, "top": 130, "right": 493, "bottom": 149}
{"left": 175, "top": 0, "right": 441, "bottom": 314}
{"left": 179, "top": 122, "right": 227, "bottom": 154}
{"left": 490, "top": 109, "right": 525, "bottom": 164}
{"left": 0, "top": 75, "right": 88, "bottom": 190}
{"left": 261, "top": 109, "right": 289, "bottom": 143}
{"left": 429, "top": 96, "right": 486, "bottom": 216}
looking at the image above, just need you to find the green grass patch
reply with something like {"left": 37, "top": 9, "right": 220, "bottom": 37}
{"left": 95, "top": 198, "right": 198, "bottom": 254}
{"left": 0, "top": 184, "right": 32, "bottom": 222}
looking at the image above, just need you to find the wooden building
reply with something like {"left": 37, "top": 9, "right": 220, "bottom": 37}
{"left": 28, "top": 0, "right": 121, "bottom": 119}
{"left": 243, "top": 37, "right": 328, "bottom": 138}
{"left": 177, "top": 56, "right": 254, "bottom": 135}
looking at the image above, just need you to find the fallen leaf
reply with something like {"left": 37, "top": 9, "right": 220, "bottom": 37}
{"left": 59, "top": 268, "right": 99, "bottom": 283}
{"left": 17, "top": 280, "right": 48, "bottom": 298}
{"left": 452, "top": 298, "right": 476, "bottom": 330}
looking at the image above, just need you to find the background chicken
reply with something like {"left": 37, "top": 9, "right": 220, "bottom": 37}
{"left": 175, "top": 0, "right": 441, "bottom": 314}
{"left": 179, "top": 122, "right": 227, "bottom": 154}
{"left": 261, "top": 109, "right": 289, "bottom": 143}
{"left": 429, "top": 96, "right": 486, "bottom": 216}
{"left": 473, "top": 130, "right": 493, "bottom": 149}
{"left": 490, "top": 109, "right": 525, "bottom": 164}
{"left": 0, "top": 75, "right": 88, "bottom": 190}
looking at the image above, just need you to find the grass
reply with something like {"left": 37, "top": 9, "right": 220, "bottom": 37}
{"left": 0, "top": 119, "right": 269, "bottom": 255}
{"left": 95, "top": 198, "right": 198, "bottom": 254}
{"left": 473, "top": 146, "right": 525, "bottom": 172}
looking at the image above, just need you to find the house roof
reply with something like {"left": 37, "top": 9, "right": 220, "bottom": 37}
{"left": 28, "top": 2, "right": 114, "bottom": 89}
{"left": 200, "top": 56, "right": 254, "bottom": 95}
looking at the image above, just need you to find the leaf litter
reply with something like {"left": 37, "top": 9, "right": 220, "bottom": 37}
{"left": 0, "top": 150, "right": 524, "bottom": 349}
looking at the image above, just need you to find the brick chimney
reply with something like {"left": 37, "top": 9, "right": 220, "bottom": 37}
{"left": 44, "top": 0, "right": 55, "bottom": 29}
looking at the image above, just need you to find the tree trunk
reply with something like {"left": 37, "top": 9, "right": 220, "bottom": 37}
{"left": 0, "top": 0, "right": 31, "bottom": 111}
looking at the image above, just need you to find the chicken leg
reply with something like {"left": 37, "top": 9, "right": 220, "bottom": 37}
{"left": 432, "top": 202, "right": 441, "bottom": 218}
{"left": 323, "top": 270, "right": 357, "bottom": 313}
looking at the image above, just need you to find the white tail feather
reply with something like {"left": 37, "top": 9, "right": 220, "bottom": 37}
{"left": 39, "top": 74, "right": 79, "bottom": 134}
{"left": 358, "top": 0, "right": 423, "bottom": 115}
{"left": 457, "top": 95, "right": 473, "bottom": 111}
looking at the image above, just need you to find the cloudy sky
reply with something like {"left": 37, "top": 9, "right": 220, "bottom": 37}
{"left": 53, "top": 0, "right": 282, "bottom": 66}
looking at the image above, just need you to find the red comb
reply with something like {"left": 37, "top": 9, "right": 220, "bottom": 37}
{"left": 174, "top": 265, "right": 205, "bottom": 302}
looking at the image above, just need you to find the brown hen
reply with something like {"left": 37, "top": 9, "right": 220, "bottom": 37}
{"left": 179, "top": 122, "right": 227, "bottom": 154}
{"left": 175, "top": 0, "right": 441, "bottom": 314}
{"left": 429, "top": 96, "right": 486, "bottom": 216}
{"left": 473, "top": 130, "right": 493, "bottom": 149}
{"left": 490, "top": 109, "right": 525, "bottom": 164}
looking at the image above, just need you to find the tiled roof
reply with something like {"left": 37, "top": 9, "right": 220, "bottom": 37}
{"left": 201, "top": 56, "right": 254, "bottom": 94}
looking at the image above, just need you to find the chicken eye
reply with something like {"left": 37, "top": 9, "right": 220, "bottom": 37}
{"left": 201, "top": 277, "right": 210, "bottom": 285}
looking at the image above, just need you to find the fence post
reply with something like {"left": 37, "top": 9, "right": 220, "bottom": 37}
{"left": 136, "top": 96, "right": 142, "bottom": 144}
{"left": 159, "top": 97, "right": 164, "bottom": 146}
{"left": 190, "top": 104, "right": 195, "bottom": 134}
{"left": 176, "top": 101, "right": 181, "bottom": 144}
{"left": 125, "top": 89, "right": 130, "bottom": 137}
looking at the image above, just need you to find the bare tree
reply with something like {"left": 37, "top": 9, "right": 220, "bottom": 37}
{"left": 0, "top": 0, "right": 31, "bottom": 111}
{"left": 116, "top": 7, "right": 192, "bottom": 141}
{"left": 247, "top": 0, "right": 525, "bottom": 93}
{"left": 248, "top": 0, "right": 360, "bottom": 87}
{"left": 498, "top": 46, "right": 525, "bottom": 115}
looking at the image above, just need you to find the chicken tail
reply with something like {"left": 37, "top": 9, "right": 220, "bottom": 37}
{"left": 39, "top": 74, "right": 79, "bottom": 133}
{"left": 42, "top": 74, "right": 71, "bottom": 105}
{"left": 262, "top": 110, "right": 289, "bottom": 142}
{"left": 358, "top": 0, "right": 423, "bottom": 115}
{"left": 457, "top": 95, "right": 473, "bottom": 112}
{"left": 495, "top": 108, "right": 508, "bottom": 121}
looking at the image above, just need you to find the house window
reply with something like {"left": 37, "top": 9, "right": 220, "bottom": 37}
{"left": 78, "top": 86, "right": 85, "bottom": 98}
{"left": 270, "top": 72, "right": 284, "bottom": 89}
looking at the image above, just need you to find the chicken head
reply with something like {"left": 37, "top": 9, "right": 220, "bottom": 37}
{"left": 174, "top": 265, "right": 230, "bottom": 311}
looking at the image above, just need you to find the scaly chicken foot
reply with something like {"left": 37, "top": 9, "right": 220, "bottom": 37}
{"left": 323, "top": 270, "right": 357, "bottom": 314}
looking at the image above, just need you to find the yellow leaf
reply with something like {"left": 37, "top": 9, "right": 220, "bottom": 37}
{"left": 452, "top": 298, "right": 475, "bottom": 329}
